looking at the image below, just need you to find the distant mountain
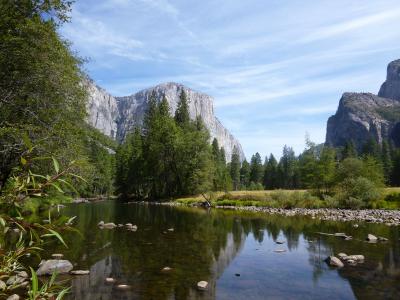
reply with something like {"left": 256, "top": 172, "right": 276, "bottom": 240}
{"left": 85, "top": 81, "right": 245, "bottom": 161}
{"left": 326, "top": 59, "right": 400, "bottom": 149}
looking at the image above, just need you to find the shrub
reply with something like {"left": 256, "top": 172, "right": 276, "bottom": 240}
{"left": 335, "top": 177, "right": 383, "bottom": 209}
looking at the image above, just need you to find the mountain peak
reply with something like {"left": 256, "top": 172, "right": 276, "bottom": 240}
{"left": 378, "top": 59, "right": 400, "bottom": 100}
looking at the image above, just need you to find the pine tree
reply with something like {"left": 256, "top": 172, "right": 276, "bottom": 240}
{"left": 240, "top": 160, "right": 251, "bottom": 189}
{"left": 230, "top": 147, "right": 241, "bottom": 190}
{"left": 382, "top": 140, "right": 393, "bottom": 184}
{"left": 278, "top": 145, "right": 298, "bottom": 189}
{"left": 250, "top": 152, "right": 263, "bottom": 184}
{"left": 342, "top": 140, "right": 358, "bottom": 159}
{"left": 263, "top": 154, "right": 278, "bottom": 189}
{"left": 175, "top": 90, "right": 190, "bottom": 126}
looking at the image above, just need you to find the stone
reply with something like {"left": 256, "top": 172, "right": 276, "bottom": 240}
{"left": 117, "top": 284, "right": 130, "bottom": 289}
{"left": 52, "top": 253, "right": 64, "bottom": 259}
{"left": 98, "top": 221, "right": 104, "bottom": 226}
{"left": 86, "top": 80, "right": 245, "bottom": 161}
{"left": 167, "top": 228, "right": 174, "bottom": 232}
{"left": 162, "top": 267, "right": 172, "bottom": 272}
{"left": 105, "top": 277, "right": 116, "bottom": 283}
{"left": 70, "top": 270, "right": 90, "bottom": 275}
{"left": 367, "top": 234, "right": 378, "bottom": 242}
{"left": 337, "top": 253, "right": 347, "bottom": 259}
{"left": 353, "top": 224, "right": 359, "bottom": 228}
{"left": 274, "top": 249, "right": 286, "bottom": 253}
{"left": 378, "top": 236, "right": 388, "bottom": 241}
{"left": 6, "top": 295, "right": 20, "bottom": 300}
{"left": 343, "top": 255, "right": 364, "bottom": 262}
{"left": 6, "top": 276, "right": 25, "bottom": 286}
{"left": 326, "top": 256, "right": 344, "bottom": 268}
{"left": 334, "top": 233, "right": 347, "bottom": 237}
{"left": 16, "top": 271, "right": 28, "bottom": 278}
{"left": 197, "top": 281, "right": 208, "bottom": 290}
{"left": 102, "top": 223, "right": 117, "bottom": 229}
{"left": 36, "top": 260, "right": 73, "bottom": 276}
{"left": 0, "top": 280, "right": 6, "bottom": 290}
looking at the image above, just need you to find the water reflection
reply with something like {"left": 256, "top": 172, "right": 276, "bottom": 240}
{"left": 41, "top": 201, "right": 400, "bottom": 299}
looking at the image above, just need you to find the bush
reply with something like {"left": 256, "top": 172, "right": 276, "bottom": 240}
{"left": 335, "top": 177, "right": 383, "bottom": 209}
{"left": 385, "top": 192, "right": 400, "bottom": 202}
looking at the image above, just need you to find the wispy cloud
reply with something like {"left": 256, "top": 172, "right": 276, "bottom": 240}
{"left": 62, "top": 0, "right": 400, "bottom": 158}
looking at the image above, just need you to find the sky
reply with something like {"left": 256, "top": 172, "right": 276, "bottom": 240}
{"left": 62, "top": 0, "right": 400, "bottom": 160}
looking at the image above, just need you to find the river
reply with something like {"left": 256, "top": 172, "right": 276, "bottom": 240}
{"left": 39, "top": 200, "right": 400, "bottom": 299}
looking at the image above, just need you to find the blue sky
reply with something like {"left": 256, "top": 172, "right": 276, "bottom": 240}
{"left": 62, "top": 0, "right": 400, "bottom": 160}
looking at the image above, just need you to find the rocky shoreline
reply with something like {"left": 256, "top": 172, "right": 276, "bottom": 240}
{"left": 155, "top": 202, "right": 400, "bottom": 226}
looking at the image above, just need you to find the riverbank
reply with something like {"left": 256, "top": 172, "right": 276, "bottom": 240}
{"left": 160, "top": 195, "right": 400, "bottom": 226}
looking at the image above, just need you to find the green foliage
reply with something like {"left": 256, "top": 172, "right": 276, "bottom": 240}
{"left": 211, "top": 139, "right": 232, "bottom": 191}
{"left": 249, "top": 152, "right": 263, "bottom": 184}
{"left": 0, "top": 154, "right": 80, "bottom": 299}
{"left": 116, "top": 100, "right": 214, "bottom": 200}
{"left": 240, "top": 160, "right": 251, "bottom": 189}
{"left": 263, "top": 154, "right": 278, "bottom": 189}
{"left": 0, "top": 0, "right": 115, "bottom": 197}
{"left": 230, "top": 147, "right": 241, "bottom": 190}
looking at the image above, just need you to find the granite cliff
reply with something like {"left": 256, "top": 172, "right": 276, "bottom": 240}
{"left": 86, "top": 81, "right": 245, "bottom": 161}
{"left": 326, "top": 59, "right": 400, "bottom": 149}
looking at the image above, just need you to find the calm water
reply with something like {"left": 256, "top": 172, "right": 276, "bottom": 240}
{"left": 38, "top": 201, "right": 400, "bottom": 299}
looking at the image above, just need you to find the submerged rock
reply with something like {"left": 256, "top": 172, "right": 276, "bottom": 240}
{"left": 36, "top": 260, "right": 73, "bottom": 276}
{"left": 162, "top": 267, "right": 172, "bottom": 272}
{"left": 337, "top": 253, "right": 347, "bottom": 259}
{"left": 52, "top": 253, "right": 64, "bottom": 259}
{"left": 117, "top": 284, "right": 130, "bottom": 289}
{"left": 274, "top": 249, "right": 286, "bottom": 253}
{"left": 326, "top": 256, "right": 344, "bottom": 268}
{"left": 197, "top": 281, "right": 208, "bottom": 290}
{"left": 343, "top": 255, "right": 364, "bottom": 262}
{"left": 367, "top": 234, "right": 378, "bottom": 242}
{"left": 7, "top": 295, "right": 20, "bottom": 300}
{"left": 105, "top": 277, "right": 116, "bottom": 283}
{"left": 102, "top": 223, "right": 117, "bottom": 229}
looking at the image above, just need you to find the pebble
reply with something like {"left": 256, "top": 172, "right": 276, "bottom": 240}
{"left": 7, "top": 295, "right": 20, "bottom": 300}
{"left": 162, "top": 267, "right": 172, "bottom": 272}
{"left": 105, "top": 277, "right": 116, "bottom": 283}
{"left": 0, "top": 280, "right": 6, "bottom": 290}
{"left": 197, "top": 281, "right": 208, "bottom": 290}
{"left": 326, "top": 256, "right": 344, "bottom": 268}
{"left": 167, "top": 228, "right": 174, "bottom": 232}
{"left": 367, "top": 234, "right": 378, "bottom": 242}
{"left": 117, "top": 284, "right": 130, "bottom": 289}
{"left": 52, "top": 253, "right": 64, "bottom": 259}
{"left": 274, "top": 249, "right": 286, "bottom": 253}
{"left": 174, "top": 206, "right": 400, "bottom": 226}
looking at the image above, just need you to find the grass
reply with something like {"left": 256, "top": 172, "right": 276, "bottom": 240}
{"left": 175, "top": 188, "right": 400, "bottom": 209}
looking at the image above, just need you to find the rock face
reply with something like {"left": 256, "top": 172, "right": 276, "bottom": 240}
{"left": 326, "top": 59, "right": 400, "bottom": 149}
{"left": 378, "top": 59, "right": 400, "bottom": 101}
{"left": 85, "top": 79, "right": 119, "bottom": 139}
{"left": 86, "top": 81, "right": 244, "bottom": 161}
